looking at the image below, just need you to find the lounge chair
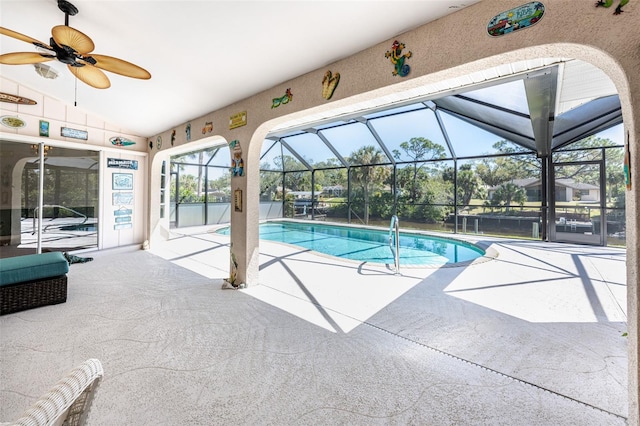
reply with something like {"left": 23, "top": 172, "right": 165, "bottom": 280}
{"left": 1, "top": 359, "right": 103, "bottom": 426}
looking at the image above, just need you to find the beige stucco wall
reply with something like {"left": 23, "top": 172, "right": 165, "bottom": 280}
{"left": 144, "top": 1, "right": 640, "bottom": 422}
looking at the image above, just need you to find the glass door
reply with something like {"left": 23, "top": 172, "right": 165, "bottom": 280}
{"left": 549, "top": 160, "right": 605, "bottom": 245}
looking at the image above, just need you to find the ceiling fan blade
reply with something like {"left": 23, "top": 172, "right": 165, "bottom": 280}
{"left": 89, "top": 54, "right": 151, "bottom": 79}
{"left": 68, "top": 64, "right": 110, "bottom": 89}
{"left": 52, "top": 25, "right": 94, "bottom": 54}
{"left": 0, "top": 52, "right": 55, "bottom": 65}
{"left": 0, "top": 26, "right": 51, "bottom": 48}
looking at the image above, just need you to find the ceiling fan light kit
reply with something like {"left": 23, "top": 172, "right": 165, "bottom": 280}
{"left": 0, "top": 0, "right": 151, "bottom": 89}
{"left": 34, "top": 63, "right": 59, "bottom": 79}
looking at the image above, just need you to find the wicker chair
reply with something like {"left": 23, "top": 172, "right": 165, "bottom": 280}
{"left": 1, "top": 359, "right": 103, "bottom": 426}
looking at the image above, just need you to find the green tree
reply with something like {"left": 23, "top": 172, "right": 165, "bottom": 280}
{"left": 392, "top": 137, "right": 446, "bottom": 201}
{"left": 491, "top": 182, "right": 527, "bottom": 212}
{"left": 349, "top": 146, "right": 390, "bottom": 224}
{"left": 483, "top": 140, "right": 540, "bottom": 182}
{"left": 442, "top": 163, "right": 483, "bottom": 207}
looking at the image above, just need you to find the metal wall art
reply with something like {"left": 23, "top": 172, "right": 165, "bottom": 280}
{"left": 112, "top": 173, "right": 133, "bottom": 190}
{"left": 229, "top": 139, "right": 244, "bottom": 177}
{"left": 625, "top": 131, "right": 632, "bottom": 190}
{"left": 385, "top": 40, "right": 411, "bottom": 77}
{"left": 110, "top": 136, "right": 135, "bottom": 147}
{"left": 234, "top": 189, "right": 242, "bottom": 212}
{"left": 0, "top": 92, "right": 36, "bottom": 105}
{"left": 596, "top": 0, "right": 629, "bottom": 15}
{"left": 487, "top": 2, "right": 545, "bottom": 37}
{"left": 229, "top": 111, "right": 247, "bottom": 129}
{"left": 271, "top": 88, "right": 293, "bottom": 108}
{"left": 202, "top": 121, "right": 213, "bottom": 134}
{"left": 39, "top": 120, "right": 49, "bottom": 137}
{"left": 107, "top": 158, "right": 138, "bottom": 170}
{"left": 1, "top": 116, "right": 26, "bottom": 128}
{"left": 61, "top": 126, "right": 88, "bottom": 140}
{"left": 322, "top": 70, "right": 340, "bottom": 100}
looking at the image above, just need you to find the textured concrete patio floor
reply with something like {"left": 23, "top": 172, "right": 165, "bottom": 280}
{"left": 0, "top": 227, "right": 628, "bottom": 425}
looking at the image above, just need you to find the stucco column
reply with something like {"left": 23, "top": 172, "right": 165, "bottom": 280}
{"left": 147, "top": 150, "right": 171, "bottom": 248}
{"left": 226, "top": 131, "right": 264, "bottom": 287}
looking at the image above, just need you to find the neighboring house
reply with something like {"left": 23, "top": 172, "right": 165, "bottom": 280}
{"left": 322, "top": 185, "right": 345, "bottom": 197}
{"left": 488, "top": 178, "right": 600, "bottom": 202}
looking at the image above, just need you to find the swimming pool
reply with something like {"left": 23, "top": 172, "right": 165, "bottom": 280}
{"left": 217, "top": 221, "right": 485, "bottom": 267}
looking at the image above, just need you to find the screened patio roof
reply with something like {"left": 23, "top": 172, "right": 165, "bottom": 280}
{"left": 259, "top": 58, "right": 622, "bottom": 172}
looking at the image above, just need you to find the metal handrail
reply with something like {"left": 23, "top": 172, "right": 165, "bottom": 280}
{"left": 349, "top": 208, "right": 366, "bottom": 225}
{"left": 33, "top": 205, "right": 88, "bottom": 233}
{"left": 388, "top": 215, "right": 400, "bottom": 275}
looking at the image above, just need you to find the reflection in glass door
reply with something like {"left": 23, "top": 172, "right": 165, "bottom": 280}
{"left": 0, "top": 140, "right": 99, "bottom": 258}
{"left": 549, "top": 160, "right": 605, "bottom": 245}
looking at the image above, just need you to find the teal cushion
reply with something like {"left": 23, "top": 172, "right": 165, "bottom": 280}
{"left": 0, "top": 252, "right": 69, "bottom": 286}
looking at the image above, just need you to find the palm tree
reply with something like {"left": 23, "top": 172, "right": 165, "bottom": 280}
{"left": 349, "top": 145, "right": 390, "bottom": 224}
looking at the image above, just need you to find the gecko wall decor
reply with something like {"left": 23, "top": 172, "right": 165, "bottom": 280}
{"left": 385, "top": 40, "right": 411, "bottom": 77}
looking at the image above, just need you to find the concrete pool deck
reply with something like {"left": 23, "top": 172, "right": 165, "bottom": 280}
{"left": 0, "top": 226, "right": 628, "bottom": 424}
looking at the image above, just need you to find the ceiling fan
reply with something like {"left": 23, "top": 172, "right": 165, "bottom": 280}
{"left": 0, "top": 0, "right": 151, "bottom": 89}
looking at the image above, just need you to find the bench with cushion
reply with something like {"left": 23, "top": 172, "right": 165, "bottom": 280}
{"left": 0, "top": 251, "right": 69, "bottom": 315}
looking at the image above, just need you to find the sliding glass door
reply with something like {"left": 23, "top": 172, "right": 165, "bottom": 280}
{"left": 0, "top": 140, "right": 99, "bottom": 258}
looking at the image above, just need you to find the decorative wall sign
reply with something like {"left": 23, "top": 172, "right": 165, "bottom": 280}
{"left": 114, "top": 223, "right": 132, "bottom": 230}
{"left": 229, "top": 139, "right": 244, "bottom": 177}
{"left": 110, "top": 136, "right": 135, "bottom": 147}
{"left": 61, "top": 126, "right": 88, "bottom": 140}
{"left": 156, "top": 135, "right": 162, "bottom": 149}
{"left": 171, "top": 129, "right": 176, "bottom": 146}
{"left": 202, "top": 121, "right": 213, "bottom": 134}
{"left": 0, "top": 115, "right": 26, "bottom": 128}
{"left": 625, "top": 131, "right": 632, "bottom": 190}
{"left": 114, "top": 208, "right": 133, "bottom": 216}
{"left": 107, "top": 158, "right": 139, "bottom": 170}
{"left": 112, "top": 173, "right": 133, "bottom": 190}
{"left": 271, "top": 89, "right": 292, "bottom": 108}
{"left": 596, "top": 0, "right": 629, "bottom": 15}
{"left": 112, "top": 192, "right": 134, "bottom": 206}
{"left": 234, "top": 189, "right": 243, "bottom": 212}
{"left": 186, "top": 123, "right": 192, "bottom": 141}
{"left": 0, "top": 92, "right": 37, "bottom": 105}
{"left": 115, "top": 215, "right": 132, "bottom": 224}
{"left": 385, "top": 40, "right": 411, "bottom": 77}
{"left": 322, "top": 70, "right": 340, "bottom": 100}
{"left": 487, "top": 2, "right": 545, "bottom": 37}
{"left": 229, "top": 111, "right": 247, "bottom": 129}
{"left": 39, "top": 120, "right": 49, "bottom": 137}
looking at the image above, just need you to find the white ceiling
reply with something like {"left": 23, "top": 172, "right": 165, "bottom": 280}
{"left": 0, "top": 0, "right": 480, "bottom": 138}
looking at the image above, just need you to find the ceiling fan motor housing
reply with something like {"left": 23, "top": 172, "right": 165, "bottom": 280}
{"left": 57, "top": 0, "right": 78, "bottom": 17}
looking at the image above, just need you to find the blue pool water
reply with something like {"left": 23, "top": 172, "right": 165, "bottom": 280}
{"left": 217, "top": 221, "right": 484, "bottom": 266}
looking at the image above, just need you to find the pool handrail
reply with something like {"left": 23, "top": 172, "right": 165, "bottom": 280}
{"left": 33, "top": 205, "right": 88, "bottom": 233}
{"left": 389, "top": 215, "right": 400, "bottom": 274}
